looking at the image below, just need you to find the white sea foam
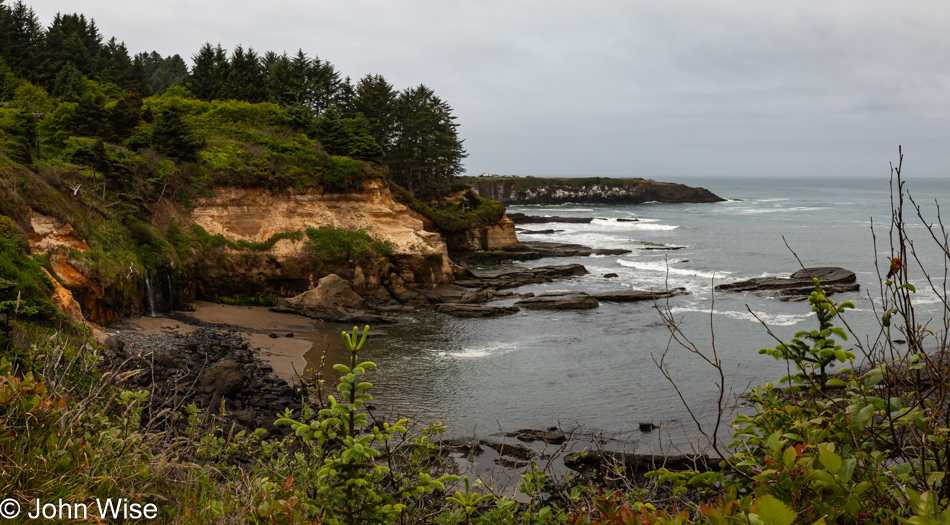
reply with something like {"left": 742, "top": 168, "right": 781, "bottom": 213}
{"left": 590, "top": 218, "right": 679, "bottom": 231}
{"left": 617, "top": 259, "right": 727, "bottom": 279}
{"left": 439, "top": 341, "right": 518, "bottom": 359}
{"left": 734, "top": 206, "right": 824, "bottom": 215}
{"left": 668, "top": 306, "right": 809, "bottom": 326}
{"left": 634, "top": 223, "right": 678, "bottom": 231}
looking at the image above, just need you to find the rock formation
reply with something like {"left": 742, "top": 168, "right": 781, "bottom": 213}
{"left": 716, "top": 267, "right": 859, "bottom": 299}
{"left": 465, "top": 177, "right": 724, "bottom": 205}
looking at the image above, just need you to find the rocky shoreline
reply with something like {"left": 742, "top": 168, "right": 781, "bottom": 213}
{"left": 101, "top": 317, "right": 304, "bottom": 440}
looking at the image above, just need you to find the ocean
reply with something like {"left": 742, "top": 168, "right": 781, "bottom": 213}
{"left": 335, "top": 175, "right": 950, "bottom": 446}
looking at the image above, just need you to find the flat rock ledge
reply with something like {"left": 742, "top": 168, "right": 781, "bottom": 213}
{"left": 715, "top": 267, "right": 859, "bottom": 300}
{"left": 508, "top": 213, "right": 594, "bottom": 224}
{"left": 456, "top": 264, "right": 589, "bottom": 289}
{"left": 434, "top": 304, "right": 521, "bottom": 318}
{"left": 520, "top": 241, "right": 631, "bottom": 257}
{"left": 591, "top": 287, "right": 688, "bottom": 302}
{"left": 515, "top": 291, "right": 599, "bottom": 310}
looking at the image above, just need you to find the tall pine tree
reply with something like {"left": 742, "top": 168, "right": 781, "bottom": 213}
{"left": 390, "top": 85, "right": 466, "bottom": 199}
{"left": 1, "top": 1, "right": 45, "bottom": 84}
{"left": 186, "top": 42, "right": 229, "bottom": 101}
{"left": 353, "top": 74, "right": 397, "bottom": 157}
{"left": 225, "top": 45, "right": 264, "bottom": 102}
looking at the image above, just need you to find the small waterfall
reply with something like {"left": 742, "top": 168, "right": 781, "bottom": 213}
{"left": 143, "top": 269, "right": 173, "bottom": 317}
{"left": 143, "top": 270, "right": 156, "bottom": 317}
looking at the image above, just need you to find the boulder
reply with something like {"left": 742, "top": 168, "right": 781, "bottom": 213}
{"left": 434, "top": 304, "right": 521, "bottom": 318}
{"left": 592, "top": 287, "right": 688, "bottom": 302}
{"left": 274, "top": 274, "right": 366, "bottom": 320}
{"left": 515, "top": 291, "right": 599, "bottom": 310}
{"left": 197, "top": 358, "right": 244, "bottom": 396}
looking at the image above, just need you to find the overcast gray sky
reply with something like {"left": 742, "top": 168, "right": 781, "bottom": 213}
{"left": 26, "top": 1, "right": 950, "bottom": 178}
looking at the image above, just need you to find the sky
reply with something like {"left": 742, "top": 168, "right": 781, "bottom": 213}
{"left": 25, "top": 1, "right": 950, "bottom": 178}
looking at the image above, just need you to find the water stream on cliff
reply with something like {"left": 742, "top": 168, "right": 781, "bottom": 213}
{"left": 143, "top": 269, "right": 173, "bottom": 317}
{"left": 327, "top": 175, "right": 950, "bottom": 453}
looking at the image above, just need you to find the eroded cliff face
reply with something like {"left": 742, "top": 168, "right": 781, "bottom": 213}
{"left": 187, "top": 180, "right": 459, "bottom": 301}
{"left": 468, "top": 178, "right": 724, "bottom": 205}
{"left": 27, "top": 210, "right": 118, "bottom": 326}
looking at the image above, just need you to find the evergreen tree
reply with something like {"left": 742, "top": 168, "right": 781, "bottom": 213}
{"left": 285, "top": 103, "right": 316, "bottom": 136}
{"left": 128, "top": 52, "right": 151, "bottom": 96}
{"left": 390, "top": 85, "right": 466, "bottom": 198}
{"left": 95, "top": 37, "right": 137, "bottom": 91}
{"left": 288, "top": 49, "right": 310, "bottom": 105}
{"left": 342, "top": 114, "right": 383, "bottom": 162}
{"left": 72, "top": 91, "right": 108, "bottom": 138}
{"left": 0, "top": 56, "right": 17, "bottom": 100}
{"left": 150, "top": 103, "right": 201, "bottom": 160}
{"left": 1, "top": 1, "right": 45, "bottom": 84}
{"left": 50, "top": 61, "right": 85, "bottom": 101}
{"left": 107, "top": 91, "right": 142, "bottom": 142}
{"left": 336, "top": 75, "right": 356, "bottom": 117}
{"left": 306, "top": 55, "right": 341, "bottom": 115}
{"left": 138, "top": 51, "right": 186, "bottom": 95}
{"left": 314, "top": 106, "right": 349, "bottom": 155}
{"left": 186, "top": 42, "right": 229, "bottom": 101}
{"left": 262, "top": 51, "right": 294, "bottom": 105}
{"left": 44, "top": 12, "right": 101, "bottom": 81}
{"left": 353, "top": 74, "right": 397, "bottom": 156}
{"left": 225, "top": 45, "right": 264, "bottom": 102}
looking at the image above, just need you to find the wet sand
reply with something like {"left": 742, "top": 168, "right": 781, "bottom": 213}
{"left": 122, "top": 301, "right": 350, "bottom": 383}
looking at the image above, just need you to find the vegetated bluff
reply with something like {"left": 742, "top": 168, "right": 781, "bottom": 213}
{"left": 463, "top": 176, "right": 724, "bottom": 205}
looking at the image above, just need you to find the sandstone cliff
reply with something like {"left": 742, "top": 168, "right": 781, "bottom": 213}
{"left": 464, "top": 177, "right": 724, "bottom": 205}
{"left": 26, "top": 179, "right": 496, "bottom": 325}
{"left": 184, "top": 179, "right": 460, "bottom": 305}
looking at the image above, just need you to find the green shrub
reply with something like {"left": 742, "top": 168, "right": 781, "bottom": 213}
{"left": 305, "top": 226, "right": 391, "bottom": 264}
{"left": 323, "top": 155, "right": 365, "bottom": 190}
